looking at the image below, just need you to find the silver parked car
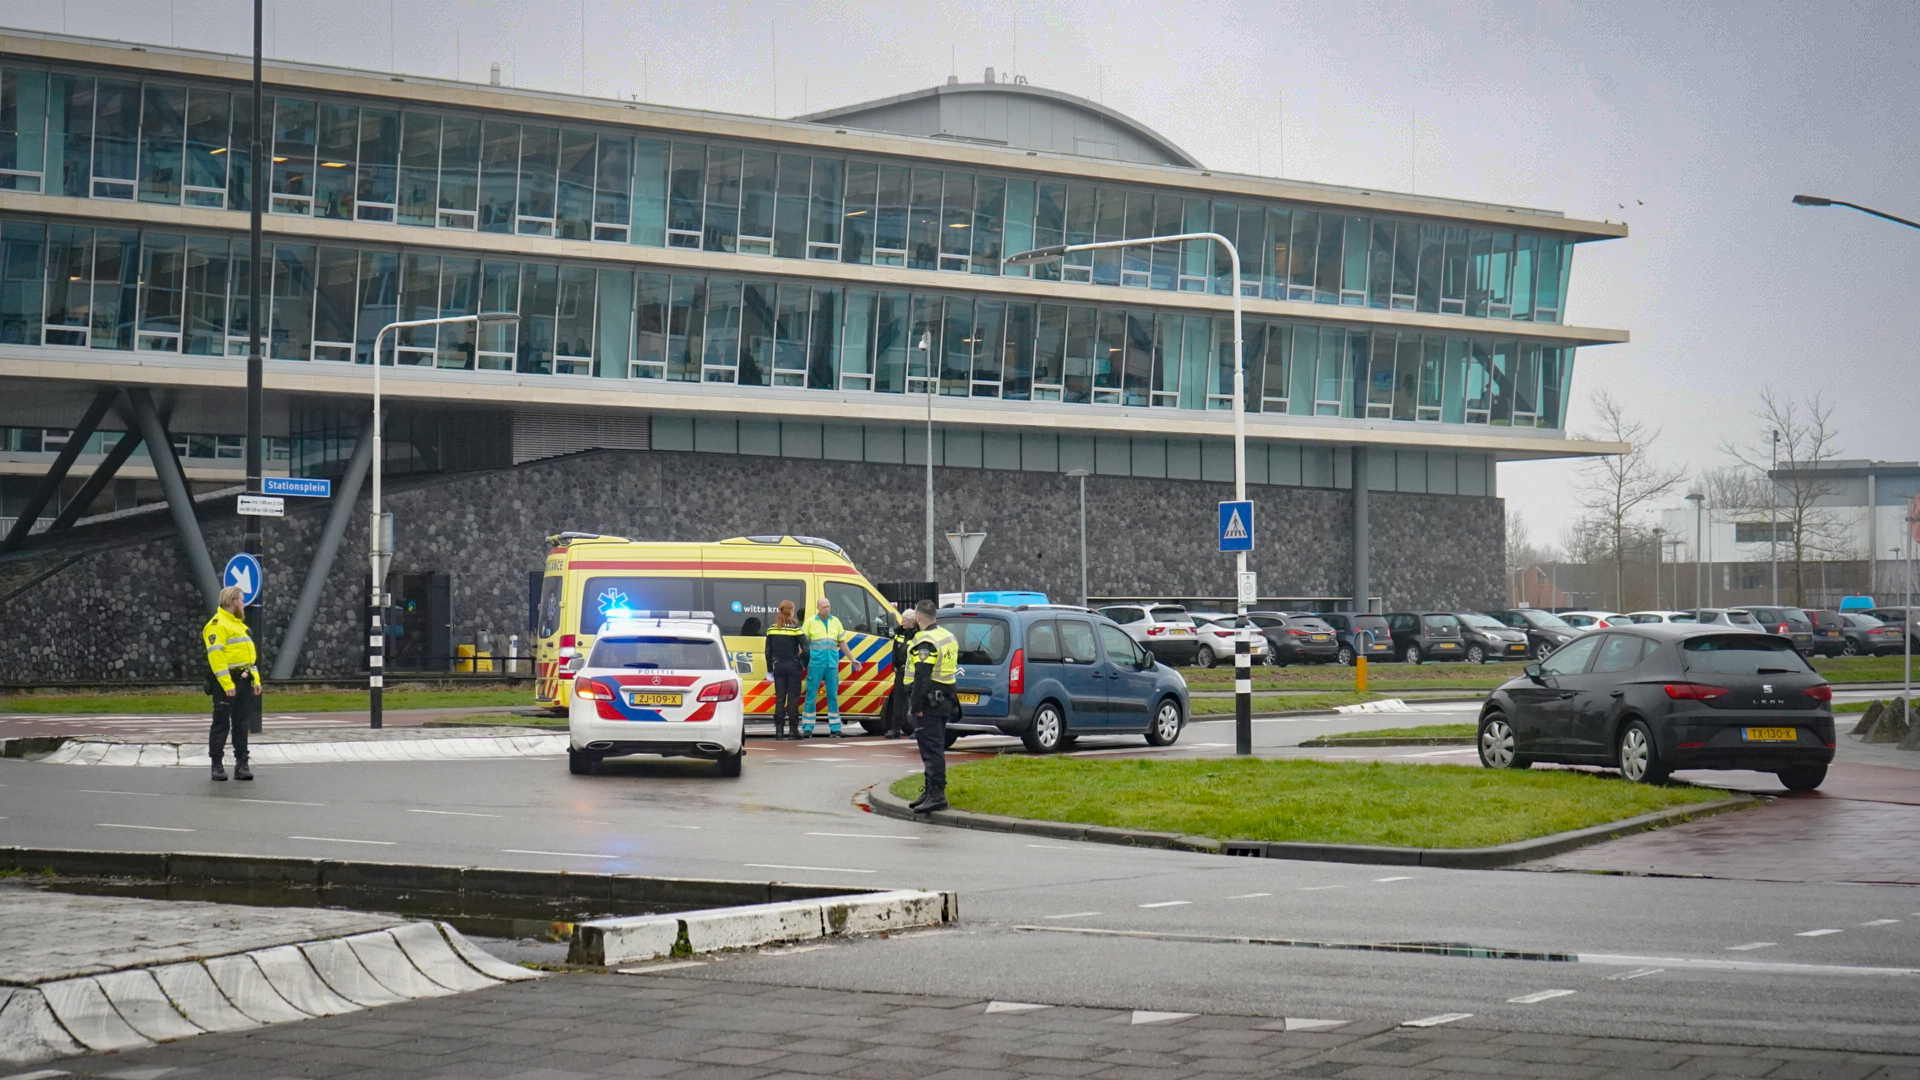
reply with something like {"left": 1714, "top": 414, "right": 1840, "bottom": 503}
{"left": 1098, "top": 604, "right": 1202, "bottom": 666}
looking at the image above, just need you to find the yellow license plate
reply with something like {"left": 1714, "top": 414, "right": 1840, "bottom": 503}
{"left": 1311, "top": 634, "right": 1329, "bottom": 641}
{"left": 1743, "top": 726, "right": 1796, "bottom": 742}
{"left": 628, "top": 693, "right": 682, "bottom": 706}
{"left": 956, "top": 692, "right": 981, "bottom": 705}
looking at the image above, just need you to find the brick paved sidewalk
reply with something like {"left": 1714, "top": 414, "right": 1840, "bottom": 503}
{"left": 36, "top": 973, "right": 1920, "bottom": 1080}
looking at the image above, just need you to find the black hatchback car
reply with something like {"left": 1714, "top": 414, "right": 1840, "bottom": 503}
{"left": 1383, "top": 612, "right": 1466, "bottom": 664}
{"left": 1476, "top": 625, "right": 1834, "bottom": 791}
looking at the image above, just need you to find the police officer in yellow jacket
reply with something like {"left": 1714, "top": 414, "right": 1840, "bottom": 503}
{"left": 202, "top": 585, "right": 261, "bottom": 781}
{"left": 906, "top": 599, "right": 960, "bottom": 813}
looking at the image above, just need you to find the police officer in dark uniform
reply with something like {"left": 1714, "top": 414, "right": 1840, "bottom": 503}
{"left": 881, "top": 608, "right": 917, "bottom": 738}
{"left": 906, "top": 599, "right": 960, "bottom": 813}
{"left": 764, "top": 600, "right": 807, "bottom": 739}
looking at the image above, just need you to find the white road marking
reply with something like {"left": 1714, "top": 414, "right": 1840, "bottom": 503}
{"left": 503, "top": 849, "right": 616, "bottom": 859}
{"left": 1042, "top": 912, "right": 1103, "bottom": 919}
{"left": 1138, "top": 901, "right": 1192, "bottom": 908}
{"left": 743, "top": 862, "right": 875, "bottom": 874}
{"left": 762, "top": 943, "right": 837, "bottom": 956}
{"left": 1130, "top": 1010, "right": 1197, "bottom": 1025}
{"left": 1301, "top": 885, "right": 1346, "bottom": 891}
{"left": 232, "top": 798, "right": 324, "bottom": 806}
{"left": 1580, "top": 952, "right": 1920, "bottom": 977}
{"left": 617, "top": 961, "right": 706, "bottom": 974}
{"left": 806, "top": 831, "right": 920, "bottom": 840}
{"left": 1859, "top": 919, "right": 1900, "bottom": 926}
{"left": 290, "top": 835, "right": 395, "bottom": 845}
{"left": 80, "top": 789, "right": 164, "bottom": 797}
{"left": 1402, "top": 1013, "right": 1473, "bottom": 1028}
{"left": 97, "top": 823, "right": 193, "bottom": 832}
{"left": 984, "top": 1000, "right": 1051, "bottom": 1014}
{"left": 666, "top": 825, "right": 702, "bottom": 829}
{"left": 405, "top": 808, "right": 502, "bottom": 818}
{"left": 1507, "top": 989, "right": 1577, "bottom": 1004}
{"left": 1224, "top": 892, "right": 1272, "bottom": 899}
{"left": 1605, "top": 968, "right": 1663, "bottom": 981}
{"left": 1726, "top": 942, "right": 1776, "bottom": 951}
{"left": 1797, "top": 929, "right": 1843, "bottom": 937}
{"left": 1025, "top": 844, "right": 1081, "bottom": 850}
{"left": 1374, "top": 876, "right": 1414, "bottom": 883}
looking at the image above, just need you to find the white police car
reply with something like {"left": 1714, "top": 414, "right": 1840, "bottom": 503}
{"left": 566, "top": 611, "right": 745, "bottom": 777}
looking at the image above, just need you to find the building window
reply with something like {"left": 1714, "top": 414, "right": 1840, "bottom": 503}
{"left": 1735, "top": 522, "right": 1794, "bottom": 544}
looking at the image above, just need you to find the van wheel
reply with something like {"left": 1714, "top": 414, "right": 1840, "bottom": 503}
{"left": 943, "top": 729, "right": 961, "bottom": 749}
{"left": 713, "top": 750, "right": 743, "bottom": 778}
{"left": 1021, "top": 703, "right": 1066, "bottom": 753}
{"left": 859, "top": 716, "right": 888, "bottom": 735}
{"left": 568, "top": 749, "right": 597, "bottom": 776}
{"left": 1145, "top": 699, "right": 1184, "bottom": 746}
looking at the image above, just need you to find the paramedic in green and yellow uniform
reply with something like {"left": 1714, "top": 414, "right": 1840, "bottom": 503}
{"left": 801, "top": 596, "right": 852, "bottom": 738}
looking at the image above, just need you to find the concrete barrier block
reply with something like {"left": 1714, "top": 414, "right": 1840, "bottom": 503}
{"left": 0, "top": 847, "right": 168, "bottom": 879}
{"left": 94, "top": 969, "right": 205, "bottom": 1041}
{"left": 681, "top": 900, "right": 825, "bottom": 953}
{"left": 343, "top": 931, "right": 457, "bottom": 1000}
{"left": 323, "top": 859, "right": 463, "bottom": 892}
{"left": 202, "top": 954, "right": 309, "bottom": 1024}
{"left": 168, "top": 852, "right": 324, "bottom": 886}
{"left": 249, "top": 945, "right": 362, "bottom": 1017}
{"left": 148, "top": 962, "right": 259, "bottom": 1033}
{"left": 572, "top": 915, "right": 683, "bottom": 966}
{"left": 298, "top": 939, "right": 409, "bottom": 1007}
{"left": 821, "top": 890, "right": 951, "bottom": 935}
{"left": 767, "top": 882, "right": 881, "bottom": 902}
{"left": 38, "top": 976, "right": 153, "bottom": 1051}
{"left": 613, "top": 874, "right": 775, "bottom": 907}
{"left": 387, "top": 922, "right": 497, "bottom": 992}
{"left": 439, "top": 924, "right": 542, "bottom": 981}
{"left": 0, "top": 987, "right": 85, "bottom": 1065}
{"left": 461, "top": 866, "right": 613, "bottom": 901}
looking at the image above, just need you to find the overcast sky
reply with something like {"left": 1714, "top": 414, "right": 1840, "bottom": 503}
{"left": 13, "top": 0, "right": 1917, "bottom": 549}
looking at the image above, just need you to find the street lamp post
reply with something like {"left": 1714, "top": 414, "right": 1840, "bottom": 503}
{"left": 1665, "top": 539, "right": 1682, "bottom": 611}
{"left": 1067, "top": 469, "right": 1090, "bottom": 607}
{"left": 1010, "top": 234, "right": 1249, "bottom": 754}
{"left": 1652, "top": 528, "right": 1665, "bottom": 609}
{"left": 366, "top": 313, "right": 518, "bottom": 729}
{"left": 1792, "top": 194, "right": 1920, "bottom": 231}
{"left": 1770, "top": 430, "right": 1780, "bottom": 605}
{"left": 1686, "top": 492, "right": 1705, "bottom": 609}
{"left": 916, "top": 332, "right": 934, "bottom": 584}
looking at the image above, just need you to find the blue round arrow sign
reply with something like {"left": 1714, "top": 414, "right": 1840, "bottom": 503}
{"left": 223, "top": 552, "right": 263, "bottom": 606}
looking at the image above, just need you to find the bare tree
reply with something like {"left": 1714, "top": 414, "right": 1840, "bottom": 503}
{"left": 1573, "top": 390, "right": 1689, "bottom": 611}
{"left": 1506, "top": 514, "right": 1556, "bottom": 604}
{"left": 1721, "top": 389, "right": 1846, "bottom": 606}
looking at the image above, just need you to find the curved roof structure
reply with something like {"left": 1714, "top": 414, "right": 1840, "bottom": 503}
{"left": 796, "top": 79, "right": 1204, "bottom": 169}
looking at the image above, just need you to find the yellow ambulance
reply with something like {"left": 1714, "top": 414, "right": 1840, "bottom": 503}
{"left": 533, "top": 534, "right": 901, "bottom": 728}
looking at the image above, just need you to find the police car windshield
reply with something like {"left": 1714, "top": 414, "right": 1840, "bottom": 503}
{"left": 589, "top": 636, "right": 727, "bottom": 671}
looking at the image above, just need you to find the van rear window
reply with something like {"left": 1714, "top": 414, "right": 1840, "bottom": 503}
{"left": 581, "top": 577, "right": 699, "bottom": 636}
{"left": 589, "top": 636, "right": 726, "bottom": 670}
{"left": 950, "top": 618, "right": 1011, "bottom": 665}
{"left": 1683, "top": 636, "right": 1811, "bottom": 676}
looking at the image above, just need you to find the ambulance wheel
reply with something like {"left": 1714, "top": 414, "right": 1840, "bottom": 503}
{"left": 859, "top": 716, "right": 888, "bottom": 736}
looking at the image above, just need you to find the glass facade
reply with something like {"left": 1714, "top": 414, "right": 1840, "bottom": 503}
{"left": 0, "top": 61, "right": 1574, "bottom": 324}
{"left": 0, "top": 215, "right": 1573, "bottom": 429}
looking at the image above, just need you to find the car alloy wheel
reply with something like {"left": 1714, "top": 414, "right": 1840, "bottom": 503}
{"left": 1842, "top": 639, "right": 1860, "bottom": 657}
{"left": 1478, "top": 714, "right": 1525, "bottom": 769}
{"left": 1404, "top": 645, "right": 1423, "bottom": 665}
{"left": 1195, "top": 647, "right": 1217, "bottom": 668}
{"left": 1336, "top": 646, "right": 1355, "bottom": 666}
{"left": 1022, "top": 703, "right": 1065, "bottom": 754}
{"left": 1617, "top": 720, "right": 1668, "bottom": 784}
{"left": 1535, "top": 640, "right": 1556, "bottom": 660}
{"left": 1145, "top": 699, "right": 1184, "bottom": 746}
{"left": 1465, "top": 645, "right": 1486, "bottom": 664}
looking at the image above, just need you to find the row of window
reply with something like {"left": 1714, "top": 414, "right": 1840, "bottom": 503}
{"left": 0, "top": 64, "right": 1575, "bottom": 322}
{"left": 0, "top": 424, "right": 290, "bottom": 461}
{"left": 0, "top": 217, "right": 1575, "bottom": 428}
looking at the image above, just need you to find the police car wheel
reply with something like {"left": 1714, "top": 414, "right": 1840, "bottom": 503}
{"left": 567, "top": 749, "right": 597, "bottom": 776}
{"left": 713, "top": 750, "right": 743, "bottom": 778}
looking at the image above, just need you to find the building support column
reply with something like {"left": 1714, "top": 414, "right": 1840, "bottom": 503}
{"left": 1, "top": 388, "right": 118, "bottom": 551}
{"left": 1352, "top": 446, "right": 1371, "bottom": 613}
{"left": 48, "top": 397, "right": 145, "bottom": 532}
{"left": 125, "top": 387, "right": 221, "bottom": 608}
{"left": 272, "top": 419, "right": 375, "bottom": 680}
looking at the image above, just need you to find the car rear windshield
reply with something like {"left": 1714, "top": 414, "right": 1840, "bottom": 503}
{"left": 1422, "top": 615, "right": 1461, "bottom": 633}
{"left": 1782, "top": 609, "right": 1814, "bottom": 627}
{"left": 1726, "top": 610, "right": 1761, "bottom": 626}
{"left": 1149, "top": 606, "right": 1192, "bottom": 624}
{"left": 1808, "top": 610, "right": 1844, "bottom": 628}
{"left": 1354, "top": 616, "right": 1391, "bottom": 634}
{"left": 1517, "top": 610, "right": 1572, "bottom": 630}
{"left": 1291, "top": 618, "right": 1333, "bottom": 632}
{"left": 588, "top": 636, "right": 727, "bottom": 670}
{"left": 1682, "top": 636, "right": 1812, "bottom": 676}
{"left": 949, "top": 617, "right": 1012, "bottom": 665}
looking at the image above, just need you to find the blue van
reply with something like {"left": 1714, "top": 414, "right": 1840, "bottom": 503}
{"left": 940, "top": 605, "right": 1190, "bottom": 753}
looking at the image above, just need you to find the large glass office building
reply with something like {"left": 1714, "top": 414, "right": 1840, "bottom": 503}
{"left": 0, "top": 30, "right": 1630, "bottom": 679}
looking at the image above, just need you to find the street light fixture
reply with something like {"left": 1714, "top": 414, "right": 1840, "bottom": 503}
{"left": 365, "top": 312, "right": 519, "bottom": 729}
{"left": 1791, "top": 194, "right": 1920, "bottom": 230}
{"left": 1685, "top": 491, "right": 1705, "bottom": 608}
{"left": 1009, "top": 233, "right": 1251, "bottom": 754}
{"left": 1652, "top": 527, "right": 1665, "bottom": 609}
{"left": 1066, "top": 468, "right": 1090, "bottom": 607}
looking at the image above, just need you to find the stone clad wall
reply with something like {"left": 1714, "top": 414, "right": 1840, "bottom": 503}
{"left": 0, "top": 450, "right": 1502, "bottom": 681}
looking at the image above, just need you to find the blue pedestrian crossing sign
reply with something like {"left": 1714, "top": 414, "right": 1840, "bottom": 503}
{"left": 1218, "top": 501, "right": 1254, "bottom": 552}
{"left": 223, "top": 552, "right": 263, "bottom": 606}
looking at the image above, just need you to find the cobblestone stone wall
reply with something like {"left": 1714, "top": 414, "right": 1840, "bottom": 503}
{"left": 0, "top": 450, "right": 1502, "bottom": 681}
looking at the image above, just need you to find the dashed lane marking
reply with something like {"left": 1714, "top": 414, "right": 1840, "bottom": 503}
{"left": 1138, "top": 901, "right": 1192, "bottom": 908}
{"left": 1301, "top": 885, "right": 1347, "bottom": 891}
{"left": 1224, "top": 893, "right": 1272, "bottom": 899}
{"left": 743, "top": 862, "right": 875, "bottom": 874}
{"left": 1375, "top": 876, "right": 1415, "bottom": 883}
{"left": 289, "top": 835, "right": 395, "bottom": 845}
{"left": 97, "top": 823, "right": 193, "bottom": 832}
{"left": 805, "top": 831, "right": 921, "bottom": 840}
{"left": 80, "top": 789, "right": 165, "bottom": 797}
{"left": 1507, "top": 989, "right": 1577, "bottom": 1004}
{"left": 1727, "top": 942, "right": 1776, "bottom": 951}
{"left": 1043, "top": 912, "right": 1103, "bottom": 919}
{"left": 503, "top": 849, "right": 616, "bottom": 859}
{"left": 1605, "top": 968, "right": 1663, "bottom": 981}
{"left": 1403, "top": 1013, "right": 1473, "bottom": 1028}
{"left": 1859, "top": 919, "right": 1900, "bottom": 926}
{"left": 1797, "top": 929, "right": 1843, "bottom": 937}
{"left": 405, "top": 809, "right": 502, "bottom": 818}
{"left": 233, "top": 798, "right": 324, "bottom": 806}
{"left": 617, "top": 961, "right": 706, "bottom": 974}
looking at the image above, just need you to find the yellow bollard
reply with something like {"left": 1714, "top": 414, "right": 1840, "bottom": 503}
{"left": 1355, "top": 655, "right": 1368, "bottom": 693}
{"left": 455, "top": 643, "right": 475, "bottom": 673}
{"left": 475, "top": 650, "right": 493, "bottom": 673}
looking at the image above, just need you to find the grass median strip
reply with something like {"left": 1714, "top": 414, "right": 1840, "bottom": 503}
{"left": 890, "top": 756, "right": 1729, "bottom": 849}
{"left": 1190, "top": 692, "right": 1382, "bottom": 715}
{"left": 1333, "top": 723, "right": 1478, "bottom": 740}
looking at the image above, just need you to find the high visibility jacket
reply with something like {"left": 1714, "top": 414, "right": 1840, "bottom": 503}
{"left": 804, "top": 614, "right": 848, "bottom": 650}
{"left": 908, "top": 625, "right": 959, "bottom": 685}
{"left": 202, "top": 608, "right": 259, "bottom": 693}
{"left": 764, "top": 624, "right": 807, "bottom": 670}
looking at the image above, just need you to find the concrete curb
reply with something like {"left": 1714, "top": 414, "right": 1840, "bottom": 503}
{"left": 1, "top": 922, "right": 538, "bottom": 1067}
{"left": 1298, "top": 736, "right": 1475, "bottom": 747}
{"left": 867, "top": 776, "right": 1757, "bottom": 869}
{"left": 573, "top": 888, "right": 958, "bottom": 966}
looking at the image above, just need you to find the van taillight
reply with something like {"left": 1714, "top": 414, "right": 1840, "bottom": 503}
{"left": 699, "top": 680, "right": 740, "bottom": 702}
{"left": 575, "top": 678, "right": 614, "bottom": 701}
{"left": 1008, "top": 649, "right": 1025, "bottom": 695}
{"left": 560, "top": 634, "right": 576, "bottom": 649}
